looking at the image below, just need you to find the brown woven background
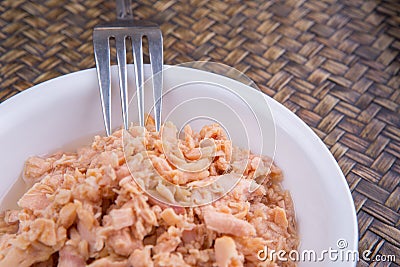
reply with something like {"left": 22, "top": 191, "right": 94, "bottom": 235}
{"left": 0, "top": 0, "right": 399, "bottom": 265}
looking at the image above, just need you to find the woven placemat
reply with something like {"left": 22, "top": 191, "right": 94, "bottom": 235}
{"left": 0, "top": 0, "right": 399, "bottom": 265}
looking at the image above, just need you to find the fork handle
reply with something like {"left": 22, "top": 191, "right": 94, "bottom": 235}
{"left": 116, "top": 0, "right": 133, "bottom": 20}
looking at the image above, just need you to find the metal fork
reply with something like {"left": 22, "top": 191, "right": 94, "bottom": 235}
{"left": 93, "top": 0, "right": 163, "bottom": 135}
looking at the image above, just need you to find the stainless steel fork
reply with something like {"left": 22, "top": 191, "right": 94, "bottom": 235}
{"left": 93, "top": 0, "right": 163, "bottom": 135}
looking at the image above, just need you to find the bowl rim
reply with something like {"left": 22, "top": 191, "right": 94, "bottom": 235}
{"left": 0, "top": 64, "right": 359, "bottom": 265}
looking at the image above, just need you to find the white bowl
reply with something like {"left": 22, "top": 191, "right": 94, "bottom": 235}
{"left": 0, "top": 65, "right": 357, "bottom": 266}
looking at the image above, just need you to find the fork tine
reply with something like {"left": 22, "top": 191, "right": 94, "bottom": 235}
{"left": 116, "top": 35, "right": 129, "bottom": 130}
{"left": 131, "top": 34, "right": 145, "bottom": 127}
{"left": 148, "top": 30, "right": 163, "bottom": 132}
{"left": 93, "top": 32, "right": 112, "bottom": 136}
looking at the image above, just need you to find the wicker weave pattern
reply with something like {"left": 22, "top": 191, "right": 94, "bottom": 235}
{"left": 0, "top": 0, "right": 399, "bottom": 265}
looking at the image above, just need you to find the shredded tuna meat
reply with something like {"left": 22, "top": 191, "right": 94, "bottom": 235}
{"left": 0, "top": 120, "right": 298, "bottom": 266}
